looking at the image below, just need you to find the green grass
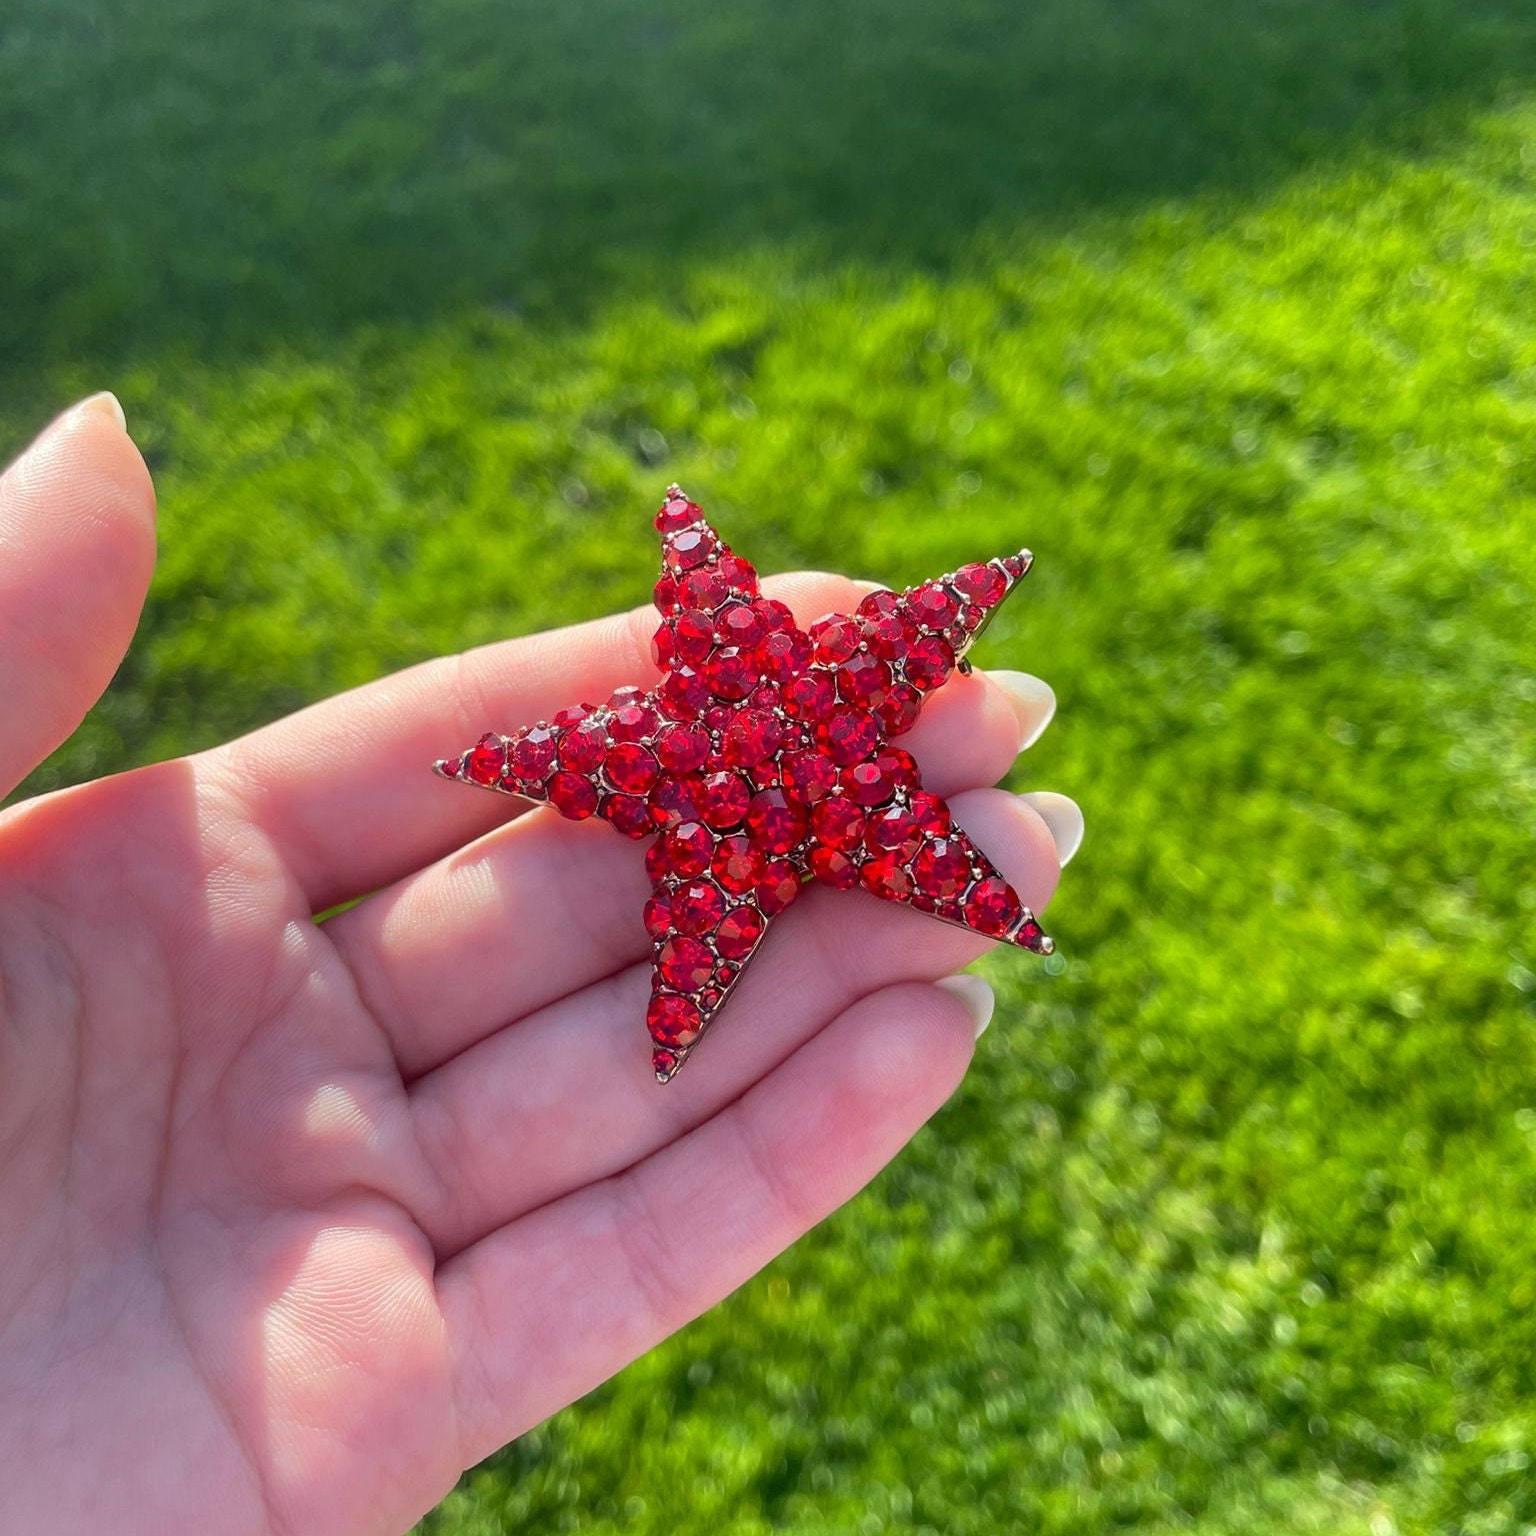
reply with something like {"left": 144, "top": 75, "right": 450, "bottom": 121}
{"left": 5, "top": 2, "right": 1536, "bottom": 1531}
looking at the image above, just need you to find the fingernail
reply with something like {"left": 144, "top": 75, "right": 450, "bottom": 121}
{"left": 1019, "top": 791, "right": 1084, "bottom": 866}
{"left": 74, "top": 391, "right": 127, "bottom": 433}
{"left": 936, "top": 973, "right": 996, "bottom": 1039}
{"left": 986, "top": 670, "right": 1057, "bottom": 751}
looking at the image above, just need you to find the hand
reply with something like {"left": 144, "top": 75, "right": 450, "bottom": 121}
{"left": 0, "top": 397, "right": 1066, "bottom": 1535}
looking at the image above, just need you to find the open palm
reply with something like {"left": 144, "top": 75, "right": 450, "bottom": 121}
{"left": 0, "top": 398, "right": 1067, "bottom": 1535}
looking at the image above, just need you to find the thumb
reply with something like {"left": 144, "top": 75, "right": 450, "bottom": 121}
{"left": 0, "top": 394, "right": 157, "bottom": 799}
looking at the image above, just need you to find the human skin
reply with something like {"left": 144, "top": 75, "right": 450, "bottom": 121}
{"left": 0, "top": 396, "right": 1069, "bottom": 1535}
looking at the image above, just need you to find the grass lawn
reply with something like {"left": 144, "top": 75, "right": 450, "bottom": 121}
{"left": 4, "top": 2, "right": 1536, "bottom": 1531}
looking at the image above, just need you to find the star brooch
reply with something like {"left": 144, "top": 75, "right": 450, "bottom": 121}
{"left": 437, "top": 486, "right": 1052, "bottom": 1083}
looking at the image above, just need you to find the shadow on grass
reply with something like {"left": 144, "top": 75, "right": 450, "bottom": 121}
{"left": 2, "top": 0, "right": 1533, "bottom": 368}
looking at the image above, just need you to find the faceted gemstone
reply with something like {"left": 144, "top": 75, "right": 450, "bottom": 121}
{"left": 754, "top": 598, "right": 796, "bottom": 633}
{"left": 716, "top": 906, "right": 766, "bottom": 960}
{"left": 605, "top": 742, "right": 660, "bottom": 794}
{"left": 722, "top": 709, "right": 784, "bottom": 767}
{"left": 809, "top": 845, "right": 857, "bottom": 888}
{"left": 644, "top": 840, "right": 671, "bottom": 881}
{"left": 608, "top": 685, "right": 647, "bottom": 710}
{"left": 953, "top": 561, "right": 1007, "bottom": 606}
{"left": 964, "top": 876, "right": 1022, "bottom": 937}
{"left": 811, "top": 796, "right": 865, "bottom": 850}
{"left": 748, "top": 684, "right": 781, "bottom": 711}
{"left": 438, "top": 753, "right": 465, "bottom": 780}
{"left": 781, "top": 749, "right": 838, "bottom": 803}
{"left": 466, "top": 734, "right": 505, "bottom": 786}
{"left": 909, "top": 584, "right": 960, "bottom": 631}
{"left": 912, "top": 837, "right": 973, "bottom": 899}
{"left": 654, "top": 718, "right": 712, "bottom": 768}
{"left": 655, "top": 494, "right": 697, "bottom": 533}
{"left": 672, "top": 879, "right": 727, "bottom": 935}
{"left": 757, "top": 628, "right": 812, "bottom": 681}
{"left": 712, "top": 835, "right": 764, "bottom": 894}
{"left": 1003, "top": 552, "right": 1031, "bottom": 579}
{"left": 855, "top": 588, "right": 902, "bottom": 621}
{"left": 509, "top": 726, "right": 557, "bottom": 781}
{"left": 749, "top": 761, "right": 780, "bottom": 790}
{"left": 649, "top": 774, "right": 705, "bottom": 828}
{"left": 809, "top": 616, "right": 861, "bottom": 665}
{"left": 746, "top": 788, "right": 807, "bottom": 854}
{"left": 609, "top": 702, "right": 657, "bottom": 742}
{"left": 673, "top": 610, "right": 716, "bottom": 665}
{"left": 653, "top": 575, "right": 680, "bottom": 614}
{"left": 662, "top": 664, "right": 710, "bottom": 717}
{"left": 548, "top": 771, "right": 599, "bottom": 819}
{"left": 756, "top": 859, "right": 801, "bottom": 914}
{"left": 1017, "top": 917, "right": 1049, "bottom": 952}
{"left": 840, "top": 760, "right": 898, "bottom": 807}
{"left": 652, "top": 1046, "right": 680, "bottom": 1079}
{"left": 705, "top": 645, "right": 757, "bottom": 700}
{"left": 558, "top": 718, "right": 608, "bottom": 773}
{"left": 652, "top": 625, "right": 676, "bottom": 669}
{"left": 865, "top": 805, "right": 922, "bottom": 860}
{"left": 704, "top": 704, "right": 735, "bottom": 734}
{"left": 904, "top": 634, "right": 955, "bottom": 690}
{"left": 665, "top": 820, "right": 716, "bottom": 877}
{"left": 648, "top": 990, "right": 702, "bottom": 1048}
{"left": 700, "top": 771, "right": 752, "bottom": 828}
{"left": 699, "top": 985, "right": 724, "bottom": 1009}
{"left": 837, "top": 652, "right": 892, "bottom": 707}
{"left": 718, "top": 553, "right": 758, "bottom": 594}
{"left": 864, "top": 610, "right": 918, "bottom": 660}
{"left": 682, "top": 569, "right": 729, "bottom": 610}
{"left": 871, "top": 747, "right": 918, "bottom": 786}
{"left": 817, "top": 706, "right": 880, "bottom": 765}
{"left": 643, "top": 894, "right": 673, "bottom": 939}
{"left": 909, "top": 790, "right": 952, "bottom": 834}
{"left": 658, "top": 936, "right": 714, "bottom": 991}
{"left": 552, "top": 705, "right": 588, "bottom": 729}
{"left": 861, "top": 850, "right": 916, "bottom": 900}
{"left": 665, "top": 528, "right": 715, "bottom": 572}
{"left": 876, "top": 684, "right": 923, "bottom": 735}
{"left": 717, "top": 603, "right": 764, "bottom": 649}
{"left": 603, "top": 794, "right": 655, "bottom": 838}
{"left": 783, "top": 671, "right": 837, "bottom": 719}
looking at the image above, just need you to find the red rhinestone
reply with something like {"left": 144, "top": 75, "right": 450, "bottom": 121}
{"left": 781, "top": 749, "right": 837, "bottom": 802}
{"left": 717, "top": 553, "right": 758, "bottom": 594}
{"left": 666, "top": 821, "right": 716, "bottom": 877}
{"left": 716, "top": 905, "right": 766, "bottom": 960}
{"left": 749, "top": 684, "right": 780, "bottom": 710}
{"left": 610, "top": 702, "right": 657, "bottom": 742}
{"left": 1004, "top": 552, "right": 1031, "bottom": 579}
{"left": 817, "top": 706, "right": 880, "bottom": 765}
{"left": 700, "top": 771, "right": 752, "bottom": 828}
{"left": 912, "top": 837, "right": 973, "bottom": 899}
{"left": 811, "top": 797, "right": 866, "bottom": 850}
{"left": 953, "top": 561, "right": 1007, "bottom": 606}
{"left": 662, "top": 665, "right": 711, "bottom": 717}
{"left": 750, "top": 761, "right": 780, "bottom": 789}
{"left": 553, "top": 705, "right": 588, "bottom": 728}
{"left": 705, "top": 645, "right": 757, "bottom": 700}
{"left": 658, "top": 936, "right": 714, "bottom": 991}
{"left": 651, "top": 624, "right": 675, "bottom": 669}
{"left": 754, "top": 598, "right": 796, "bottom": 632}
{"left": 909, "top": 584, "right": 960, "bottom": 631}
{"left": 964, "top": 876, "right": 1022, "bottom": 936}
{"left": 682, "top": 568, "right": 729, "bottom": 609}
{"left": 654, "top": 575, "right": 680, "bottom": 614}
{"left": 864, "top": 611, "right": 918, "bottom": 661}
{"left": 645, "top": 841, "right": 671, "bottom": 881}
{"left": 655, "top": 495, "right": 697, "bottom": 533}
{"left": 699, "top": 985, "right": 724, "bottom": 1008}
{"left": 466, "top": 734, "right": 505, "bottom": 786}
{"left": 809, "top": 845, "right": 857, "bottom": 888}
{"left": 558, "top": 718, "right": 607, "bottom": 773}
{"left": 837, "top": 652, "right": 892, "bottom": 707}
{"left": 605, "top": 742, "right": 659, "bottom": 794}
{"left": 756, "top": 859, "right": 801, "bottom": 914}
{"left": 856, "top": 588, "right": 902, "bottom": 620}
{"left": 648, "top": 990, "right": 702, "bottom": 1048}
{"left": 840, "top": 760, "right": 897, "bottom": 807}
{"left": 909, "top": 790, "right": 952, "bottom": 834}
{"left": 861, "top": 850, "right": 916, "bottom": 900}
{"left": 672, "top": 879, "right": 727, "bottom": 935}
{"left": 608, "top": 685, "right": 646, "bottom": 709}
{"left": 653, "top": 1046, "right": 680, "bottom": 1078}
{"left": 643, "top": 894, "right": 674, "bottom": 939}
{"left": 784, "top": 670, "right": 837, "bottom": 719}
{"left": 877, "top": 684, "right": 923, "bottom": 734}
{"left": 711, "top": 835, "right": 764, "bottom": 894}
{"left": 809, "top": 616, "right": 861, "bottom": 665}
{"left": 758, "top": 628, "right": 812, "bottom": 682}
{"left": 746, "top": 788, "right": 807, "bottom": 854}
{"left": 548, "top": 771, "right": 599, "bottom": 819}
{"left": 865, "top": 805, "right": 922, "bottom": 859}
{"left": 1017, "top": 917, "right": 1049, "bottom": 952}
{"left": 649, "top": 774, "right": 705, "bottom": 827}
{"left": 904, "top": 634, "right": 955, "bottom": 690}
{"left": 673, "top": 610, "right": 716, "bottom": 665}
{"left": 509, "top": 726, "right": 557, "bottom": 781}
{"left": 655, "top": 723, "right": 711, "bottom": 772}
{"left": 722, "top": 709, "right": 784, "bottom": 767}
{"left": 704, "top": 704, "right": 734, "bottom": 733}
{"left": 873, "top": 747, "right": 918, "bottom": 786}
{"left": 717, "top": 603, "right": 764, "bottom": 648}
{"left": 603, "top": 794, "right": 655, "bottom": 838}
{"left": 665, "top": 528, "right": 715, "bottom": 572}
{"left": 438, "top": 753, "right": 465, "bottom": 780}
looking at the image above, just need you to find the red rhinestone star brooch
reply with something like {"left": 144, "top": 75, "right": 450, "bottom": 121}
{"left": 436, "top": 485, "right": 1052, "bottom": 1083}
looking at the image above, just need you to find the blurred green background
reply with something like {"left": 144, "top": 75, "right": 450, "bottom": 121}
{"left": 5, "top": 1, "right": 1536, "bottom": 1530}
